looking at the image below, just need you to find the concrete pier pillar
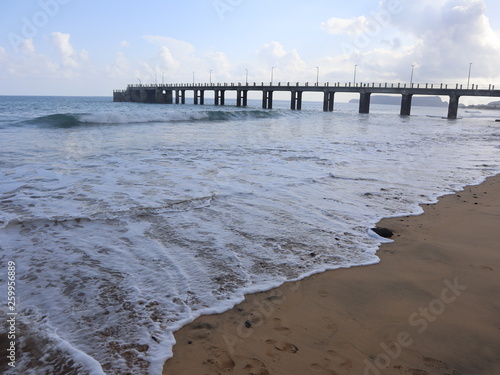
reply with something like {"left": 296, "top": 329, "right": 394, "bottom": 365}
{"left": 164, "top": 89, "right": 173, "bottom": 104}
{"left": 323, "top": 91, "right": 335, "bottom": 112}
{"left": 242, "top": 90, "right": 247, "bottom": 107}
{"left": 400, "top": 94, "right": 413, "bottom": 116}
{"left": 236, "top": 90, "right": 248, "bottom": 107}
{"left": 193, "top": 90, "right": 205, "bottom": 105}
{"left": 359, "top": 92, "right": 371, "bottom": 114}
{"left": 175, "top": 90, "right": 186, "bottom": 104}
{"left": 262, "top": 90, "right": 273, "bottom": 109}
{"left": 291, "top": 91, "right": 303, "bottom": 110}
{"left": 447, "top": 95, "right": 460, "bottom": 119}
{"left": 214, "top": 90, "right": 225, "bottom": 106}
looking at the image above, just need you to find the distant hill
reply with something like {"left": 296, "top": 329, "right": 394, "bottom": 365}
{"left": 466, "top": 101, "right": 500, "bottom": 110}
{"left": 349, "top": 95, "right": 448, "bottom": 107}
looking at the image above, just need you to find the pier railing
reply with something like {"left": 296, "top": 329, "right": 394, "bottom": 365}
{"left": 124, "top": 82, "right": 495, "bottom": 91}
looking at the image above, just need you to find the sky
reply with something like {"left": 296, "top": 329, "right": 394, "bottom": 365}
{"left": 1, "top": 0, "right": 500, "bottom": 103}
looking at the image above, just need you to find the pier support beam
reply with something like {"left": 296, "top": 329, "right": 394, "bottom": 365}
{"left": 175, "top": 90, "right": 186, "bottom": 104}
{"left": 214, "top": 90, "right": 225, "bottom": 106}
{"left": 447, "top": 95, "right": 460, "bottom": 119}
{"left": 236, "top": 90, "right": 248, "bottom": 107}
{"left": 400, "top": 94, "right": 413, "bottom": 116}
{"left": 194, "top": 90, "right": 205, "bottom": 105}
{"left": 262, "top": 90, "right": 273, "bottom": 109}
{"left": 323, "top": 91, "right": 335, "bottom": 112}
{"left": 359, "top": 92, "right": 371, "bottom": 114}
{"left": 291, "top": 91, "right": 303, "bottom": 110}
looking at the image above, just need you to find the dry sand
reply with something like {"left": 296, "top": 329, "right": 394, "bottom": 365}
{"left": 163, "top": 175, "right": 500, "bottom": 375}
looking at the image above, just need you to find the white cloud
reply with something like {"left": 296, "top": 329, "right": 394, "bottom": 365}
{"left": 19, "top": 39, "right": 36, "bottom": 55}
{"left": 138, "top": 37, "right": 308, "bottom": 85}
{"left": 120, "top": 40, "right": 130, "bottom": 48}
{"left": 258, "top": 41, "right": 306, "bottom": 69}
{"left": 280, "top": 49, "right": 308, "bottom": 72}
{"left": 0, "top": 33, "right": 103, "bottom": 94}
{"left": 159, "top": 46, "right": 180, "bottom": 71}
{"left": 326, "top": 0, "right": 500, "bottom": 83}
{"left": 390, "top": 0, "right": 500, "bottom": 80}
{"left": 144, "top": 36, "right": 196, "bottom": 60}
{"left": 140, "top": 35, "right": 237, "bottom": 83}
{"left": 253, "top": 41, "right": 312, "bottom": 83}
{"left": 51, "top": 32, "right": 88, "bottom": 68}
{"left": 321, "top": 16, "right": 369, "bottom": 35}
{"left": 105, "top": 51, "right": 131, "bottom": 79}
{"left": 142, "top": 35, "right": 201, "bottom": 82}
{"left": 0, "top": 39, "right": 58, "bottom": 80}
{"left": 259, "top": 41, "right": 287, "bottom": 61}
{"left": 205, "top": 51, "right": 232, "bottom": 81}
{"left": 51, "top": 32, "right": 75, "bottom": 66}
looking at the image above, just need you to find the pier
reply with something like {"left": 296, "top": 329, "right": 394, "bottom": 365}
{"left": 113, "top": 82, "right": 500, "bottom": 119}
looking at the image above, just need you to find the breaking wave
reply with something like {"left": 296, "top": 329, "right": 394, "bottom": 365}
{"left": 18, "top": 109, "right": 283, "bottom": 128}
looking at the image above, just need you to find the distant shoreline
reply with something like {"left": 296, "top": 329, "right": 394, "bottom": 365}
{"left": 465, "top": 103, "right": 500, "bottom": 110}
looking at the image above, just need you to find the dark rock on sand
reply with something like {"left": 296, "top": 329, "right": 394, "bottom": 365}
{"left": 371, "top": 227, "right": 394, "bottom": 238}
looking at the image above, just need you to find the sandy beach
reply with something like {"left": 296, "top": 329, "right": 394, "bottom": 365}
{"left": 163, "top": 175, "right": 500, "bottom": 375}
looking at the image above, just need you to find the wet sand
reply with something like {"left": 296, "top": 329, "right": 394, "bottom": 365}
{"left": 163, "top": 175, "right": 500, "bottom": 375}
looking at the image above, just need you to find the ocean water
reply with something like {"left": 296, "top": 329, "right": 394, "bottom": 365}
{"left": 0, "top": 95, "right": 499, "bottom": 375}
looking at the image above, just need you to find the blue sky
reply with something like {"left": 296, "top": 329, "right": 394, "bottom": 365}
{"left": 1, "top": 0, "right": 500, "bottom": 102}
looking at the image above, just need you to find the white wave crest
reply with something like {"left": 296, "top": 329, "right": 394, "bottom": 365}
{"left": 79, "top": 110, "right": 209, "bottom": 124}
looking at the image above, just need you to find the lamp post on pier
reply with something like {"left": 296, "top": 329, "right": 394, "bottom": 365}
{"left": 353, "top": 65, "right": 358, "bottom": 86}
{"left": 316, "top": 66, "right": 319, "bottom": 86}
{"left": 271, "top": 67, "right": 274, "bottom": 85}
{"left": 210, "top": 69, "right": 212, "bottom": 85}
{"left": 467, "top": 63, "right": 472, "bottom": 89}
{"left": 245, "top": 69, "right": 248, "bottom": 85}
{"left": 410, "top": 64, "right": 414, "bottom": 86}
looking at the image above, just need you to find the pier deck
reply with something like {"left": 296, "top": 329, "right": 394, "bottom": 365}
{"left": 113, "top": 82, "right": 500, "bottom": 119}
